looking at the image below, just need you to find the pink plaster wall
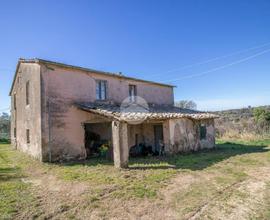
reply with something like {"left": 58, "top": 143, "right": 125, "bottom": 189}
{"left": 42, "top": 65, "right": 174, "bottom": 105}
{"left": 10, "top": 63, "right": 42, "bottom": 160}
{"left": 40, "top": 64, "right": 174, "bottom": 161}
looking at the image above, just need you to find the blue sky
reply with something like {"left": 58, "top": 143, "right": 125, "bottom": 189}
{"left": 1, "top": 0, "right": 270, "bottom": 112}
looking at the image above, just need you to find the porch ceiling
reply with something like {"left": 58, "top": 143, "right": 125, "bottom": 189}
{"left": 76, "top": 102, "right": 218, "bottom": 122}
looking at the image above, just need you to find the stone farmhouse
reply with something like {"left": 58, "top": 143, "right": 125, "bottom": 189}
{"left": 10, "top": 58, "right": 217, "bottom": 168}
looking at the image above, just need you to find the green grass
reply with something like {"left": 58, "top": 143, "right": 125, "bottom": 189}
{"left": 1, "top": 139, "right": 270, "bottom": 219}
{"left": 46, "top": 138, "right": 270, "bottom": 201}
{"left": 0, "top": 144, "right": 34, "bottom": 219}
{"left": 49, "top": 159, "right": 177, "bottom": 199}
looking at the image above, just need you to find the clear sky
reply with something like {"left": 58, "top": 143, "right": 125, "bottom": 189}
{"left": 1, "top": 0, "right": 270, "bottom": 112}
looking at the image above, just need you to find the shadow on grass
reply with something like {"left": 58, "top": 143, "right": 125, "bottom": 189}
{"left": 0, "top": 167, "right": 23, "bottom": 182}
{"left": 57, "top": 142, "right": 269, "bottom": 171}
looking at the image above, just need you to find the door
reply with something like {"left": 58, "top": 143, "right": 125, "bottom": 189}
{"left": 154, "top": 124, "right": 164, "bottom": 154}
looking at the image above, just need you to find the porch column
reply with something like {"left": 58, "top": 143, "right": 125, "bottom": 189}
{"left": 163, "top": 119, "right": 174, "bottom": 154}
{"left": 162, "top": 120, "right": 170, "bottom": 153}
{"left": 112, "top": 120, "right": 129, "bottom": 168}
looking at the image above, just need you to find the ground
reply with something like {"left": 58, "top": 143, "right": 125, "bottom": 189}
{"left": 1, "top": 140, "right": 270, "bottom": 220}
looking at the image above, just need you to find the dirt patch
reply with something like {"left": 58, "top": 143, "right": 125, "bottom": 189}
{"left": 7, "top": 141, "right": 270, "bottom": 220}
{"left": 17, "top": 167, "right": 90, "bottom": 219}
{"left": 16, "top": 166, "right": 270, "bottom": 220}
{"left": 187, "top": 167, "right": 270, "bottom": 220}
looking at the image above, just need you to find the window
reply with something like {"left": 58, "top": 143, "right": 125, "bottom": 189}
{"left": 14, "top": 128, "right": 16, "bottom": 138}
{"left": 96, "top": 80, "right": 107, "bottom": 100}
{"left": 14, "top": 95, "right": 16, "bottom": 110}
{"left": 26, "top": 81, "right": 30, "bottom": 105}
{"left": 129, "top": 85, "right": 137, "bottom": 102}
{"left": 26, "top": 129, "right": 30, "bottom": 143}
{"left": 200, "top": 124, "right": 207, "bottom": 140}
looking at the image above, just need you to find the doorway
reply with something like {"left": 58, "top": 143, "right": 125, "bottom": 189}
{"left": 154, "top": 124, "right": 164, "bottom": 154}
{"left": 84, "top": 123, "right": 112, "bottom": 159}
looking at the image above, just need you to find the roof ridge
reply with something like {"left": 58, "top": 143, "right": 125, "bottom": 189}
{"left": 24, "top": 58, "right": 175, "bottom": 87}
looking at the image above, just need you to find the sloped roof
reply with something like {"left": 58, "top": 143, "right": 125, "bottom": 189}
{"left": 76, "top": 102, "right": 218, "bottom": 122}
{"left": 9, "top": 58, "right": 175, "bottom": 95}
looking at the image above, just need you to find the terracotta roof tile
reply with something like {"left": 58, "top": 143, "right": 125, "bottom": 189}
{"left": 76, "top": 102, "right": 218, "bottom": 121}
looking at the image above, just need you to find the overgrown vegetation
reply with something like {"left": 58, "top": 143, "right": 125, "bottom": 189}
{"left": 215, "top": 105, "right": 270, "bottom": 140}
{"left": 253, "top": 107, "right": 270, "bottom": 131}
{"left": 1, "top": 140, "right": 270, "bottom": 219}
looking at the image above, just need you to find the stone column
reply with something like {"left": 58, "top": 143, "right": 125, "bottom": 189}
{"left": 112, "top": 120, "right": 129, "bottom": 168}
{"left": 162, "top": 120, "right": 170, "bottom": 154}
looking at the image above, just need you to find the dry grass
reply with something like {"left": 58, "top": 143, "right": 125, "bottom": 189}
{"left": 219, "top": 130, "right": 269, "bottom": 141}
{"left": 1, "top": 140, "right": 270, "bottom": 219}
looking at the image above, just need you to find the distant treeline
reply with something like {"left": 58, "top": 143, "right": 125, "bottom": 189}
{"left": 0, "top": 112, "right": 10, "bottom": 143}
{"left": 1, "top": 105, "right": 270, "bottom": 143}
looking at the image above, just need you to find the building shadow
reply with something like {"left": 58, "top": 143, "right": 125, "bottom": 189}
{"left": 0, "top": 167, "right": 23, "bottom": 182}
{"left": 128, "top": 142, "right": 269, "bottom": 171}
{"left": 57, "top": 142, "right": 269, "bottom": 171}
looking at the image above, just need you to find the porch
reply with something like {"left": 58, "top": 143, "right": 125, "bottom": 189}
{"left": 83, "top": 119, "right": 167, "bottom": 168}
{"left": 77, "top": 102, "right": 217, "bottom": 168}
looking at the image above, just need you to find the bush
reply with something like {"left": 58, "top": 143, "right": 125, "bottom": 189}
{"left": 0, "top": 138, "right": 10, "bottom": 144}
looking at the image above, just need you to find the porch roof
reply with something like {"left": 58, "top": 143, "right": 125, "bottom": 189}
{"left": 76, "top": 102, "right": 218, "bottom": 122}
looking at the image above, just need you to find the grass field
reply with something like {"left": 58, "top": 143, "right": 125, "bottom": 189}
{"left": 1, "top": 139, "right": 270, "bottom": 219}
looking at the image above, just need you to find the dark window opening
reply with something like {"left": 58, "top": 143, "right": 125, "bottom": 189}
{"left": 14, "top": 128, "right": 16, "bottom": 138}
{"left": 26, "top": 81, "right": 30, "bottom": 105}
{"left": 96, "top": 80, "right": 107, "bottom": 100}
{"left": 200, "top": 124, "right": 207, "bottom": 140}
{"left": 129, "top": 85, "right": 137, "bottom": 102}
{"left": 26, "top": 129, "right": 30, "bottom": 143}
{"left": 14, "top": 95, "right": 16, "bottom": 110}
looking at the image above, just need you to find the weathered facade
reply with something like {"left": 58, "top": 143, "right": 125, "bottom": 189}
{"left": 10, "top": 58, "right": 217, "bottom": 168}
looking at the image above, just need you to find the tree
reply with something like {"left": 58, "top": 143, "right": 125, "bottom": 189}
{"left": 253, "top": 107, "right": 270, "bottom": 122}
{"left": 174, "top": 100, "right": 197, "bottom": 110}
{"left": 252, "top": 107, "right": 270, "bottom": 132}
{"left": 0, "top": 112, "right": 10, "bottom": 140}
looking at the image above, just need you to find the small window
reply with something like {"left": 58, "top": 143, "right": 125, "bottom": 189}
{"left": 129, "top": 85, "right": 137, "bottom": 102}
{"left": 14, "top": 95, "right": 16, "bottom": 110}
{"left": 96, "top": 80, "right": 107, "bottom": 100}
{"left": 26, "top": 129, "right": 30, "bottom": 143}
{"left": 14, "top": 128, "right": 16, "bottom": 138}
{"left": 200, "top": 124, "right": 207, "bottom": 140}
{"left": 26, "top": 81, "right": 30, "bottom": 105}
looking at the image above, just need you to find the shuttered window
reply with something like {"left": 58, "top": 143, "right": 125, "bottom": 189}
{"left": 96, "top": 80, "right": 107, "bottom": 100}
{"left": 129, "top": 85, "right": 137, "bottom": 102}
{"left": 200, "top": 124, "right": 207, "bottom": 140}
